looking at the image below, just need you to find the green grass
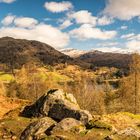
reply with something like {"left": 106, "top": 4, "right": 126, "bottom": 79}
{"left": 38, "top": 71, "right": 71, "bottom": 82}
{"left": 122, "top": 112, "right": 140, "bottom": 120}
{"left": 0, "top": 72, "right": 14, "bottom": 82}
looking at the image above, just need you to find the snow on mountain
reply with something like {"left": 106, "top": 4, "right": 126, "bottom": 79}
{"left": 60, "top": 48, "right": 87, "bottom": 57}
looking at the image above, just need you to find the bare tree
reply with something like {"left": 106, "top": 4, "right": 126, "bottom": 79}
{"left": 118, "top": 53, "right": 140, "bottom": 114}
{"left": 130, "top": 53, "right": 140, "bottom": 114}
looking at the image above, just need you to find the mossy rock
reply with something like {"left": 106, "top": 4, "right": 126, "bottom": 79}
{"left": 86, "top": 120, "right": 112, "bottom": 131}
{"left": 52, "top": 118, "right": 86, "bottom": 134}
{"left": 79, "top": 130, "right": 89, "bottom": 136}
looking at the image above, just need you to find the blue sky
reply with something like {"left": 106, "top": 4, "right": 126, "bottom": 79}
{"left": 0, "top": 0, "right": 140, "bottom": 52}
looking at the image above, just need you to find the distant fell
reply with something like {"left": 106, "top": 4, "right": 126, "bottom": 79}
{"left": 77, "top": 51, "right": 132, "bottom": 69}
{"left": 0, "top": 37, "right": 89, "bottom": 69}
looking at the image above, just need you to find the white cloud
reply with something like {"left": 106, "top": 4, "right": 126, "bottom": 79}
{"left": 69, "top": 24, "right": 117, "bottom": 40}
{"left": 130, "top": 34, "right": 140, "bottom": 41}
{"left": 103, "top": 0, "right": 140, "bottom": 20}
{"left": 69, "top": 10, "right": 97, "bottom": 26}
{"left": 44, "top": 1, "right": 73, "bottom": 13}
{"left": 59, "top": 20, "right": 73, "bottom": 29}
{"left": 68, "top": 11, "right": 113, "bottom": 27}
{"left": 14, "top": 17, "right": 38, "bottom": 28}
{"left": 0, "top": 0, "right": 15, "bottom": 3}
{"left": 1, "top": 15, "right": 38, "bottom": 28}
{"left": 93, "top": 46, "right": 124, "bottom": 53}
{"left": 126, "top": 40, "right": 140, "bottom": 52}
{"left": 43, "top": 18, "right": 52, "bottom": 21}
{"left": 120, "top": 26, "right": 128, "bottom": 30}
{"left": 0, "top": 16, "right": 69, "bottom": 48}
{"left": 1, "top": 15, "right": 15, "bottom": 26}
{"left": 97, "top": 42, "right": 118, "bottom": 47}
{"left": 138, "top": 16, "right": 140, "bottom": 22}
{"left": 0, "top": 15, "right": 70, "bottom": 48}
{"left": 121, "top": 33, "right": 140, "bottom": 41}
{"left": 92, "top": 40, "right": 140, "bottom": 53}
{"left": 121, "top": 33, "right": 135, "bottom": 39}
{"left": 97, "top": 16, "right": 114, "bottom": 26}
{"left": 95, "top": 42, "right": 122, "bottom": 53}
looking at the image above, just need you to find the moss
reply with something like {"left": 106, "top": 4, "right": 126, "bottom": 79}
{"left": 86, "top": 120, "right": 112, "bottom": 131}
{"left": 122, "top": 112, "right": 140, "bottom": 120}
{"left": 79, "top": 130, "right": 89, "bottom": 136}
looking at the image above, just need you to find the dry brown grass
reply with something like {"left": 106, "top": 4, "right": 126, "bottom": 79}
{"left": 0, "top": 95, "right": 28, "bottom": 118}
{"left": 0, "top": 81, "right": 6, "bottom": 96}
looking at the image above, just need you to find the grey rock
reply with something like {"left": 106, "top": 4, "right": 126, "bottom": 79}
{"left": 21, "top": 89, "right": 93, "bottom": 125}
{"left": 20, "top": 117, "right": 56, "bottom": 140}
{"left": 79, "top": 110, "right": 93, "bottom": 125}
{"left": 52, "top": 118, "right": 85, "bottom": 133}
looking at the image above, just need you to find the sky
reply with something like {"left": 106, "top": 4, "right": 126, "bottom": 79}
{"left": 0, "top": 0, "right": 140, "bottom": 52}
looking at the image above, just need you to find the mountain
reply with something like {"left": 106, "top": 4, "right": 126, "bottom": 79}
{"left": 77, "top": 50, "right": 132, "bottom": 70}
{"left": 0, "top": 37, "right": 132, "bottom": 71}
{"left": 60, "top": 48, "right": 132, "bottom": 70}
{"left": 60, "top": 48, "right": 86, "bottom": 57}
{"left": 0, "top": 37, "right": 89, "bottom": 69}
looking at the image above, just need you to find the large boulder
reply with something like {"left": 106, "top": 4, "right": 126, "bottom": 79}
{"left": 52, "top": 118, "right": 86, "bottom": 133}
{"left": 21, "top": 89, "right": 92, "bottom": 125}
{"left": 20, "top": 117, "right": 56, "bottom": 140}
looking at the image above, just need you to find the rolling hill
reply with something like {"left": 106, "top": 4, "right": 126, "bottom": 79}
{"left": 76, "top": 51, "right": 132, "bottom": 70}
{"left": 0, "top": 37, "right": 132, "bottom": 71}
{"left": 0, "top": 37, "right": 89, "bottom": 69}
{"left": 61, "top": 48, "right": 132, "bottom": 70}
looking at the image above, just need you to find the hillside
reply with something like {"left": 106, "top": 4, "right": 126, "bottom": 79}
{"left": 77, "top": 51, "right": 132, "bottom": 70}
{"left": 0, "top": 37, "right": 132, "bottom": 71}
{"left": 0, "top": 37, "right": 89, "bottom": 69}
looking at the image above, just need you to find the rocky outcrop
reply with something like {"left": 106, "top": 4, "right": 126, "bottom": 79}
{"left": 20, "top": 89, "right": 93, "bottom": 140}
{"left": 21, "top": 89, "right": 92, "bottom": 125}
{"left": 20, "top": 117, "right": 56, "bottom": 140}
